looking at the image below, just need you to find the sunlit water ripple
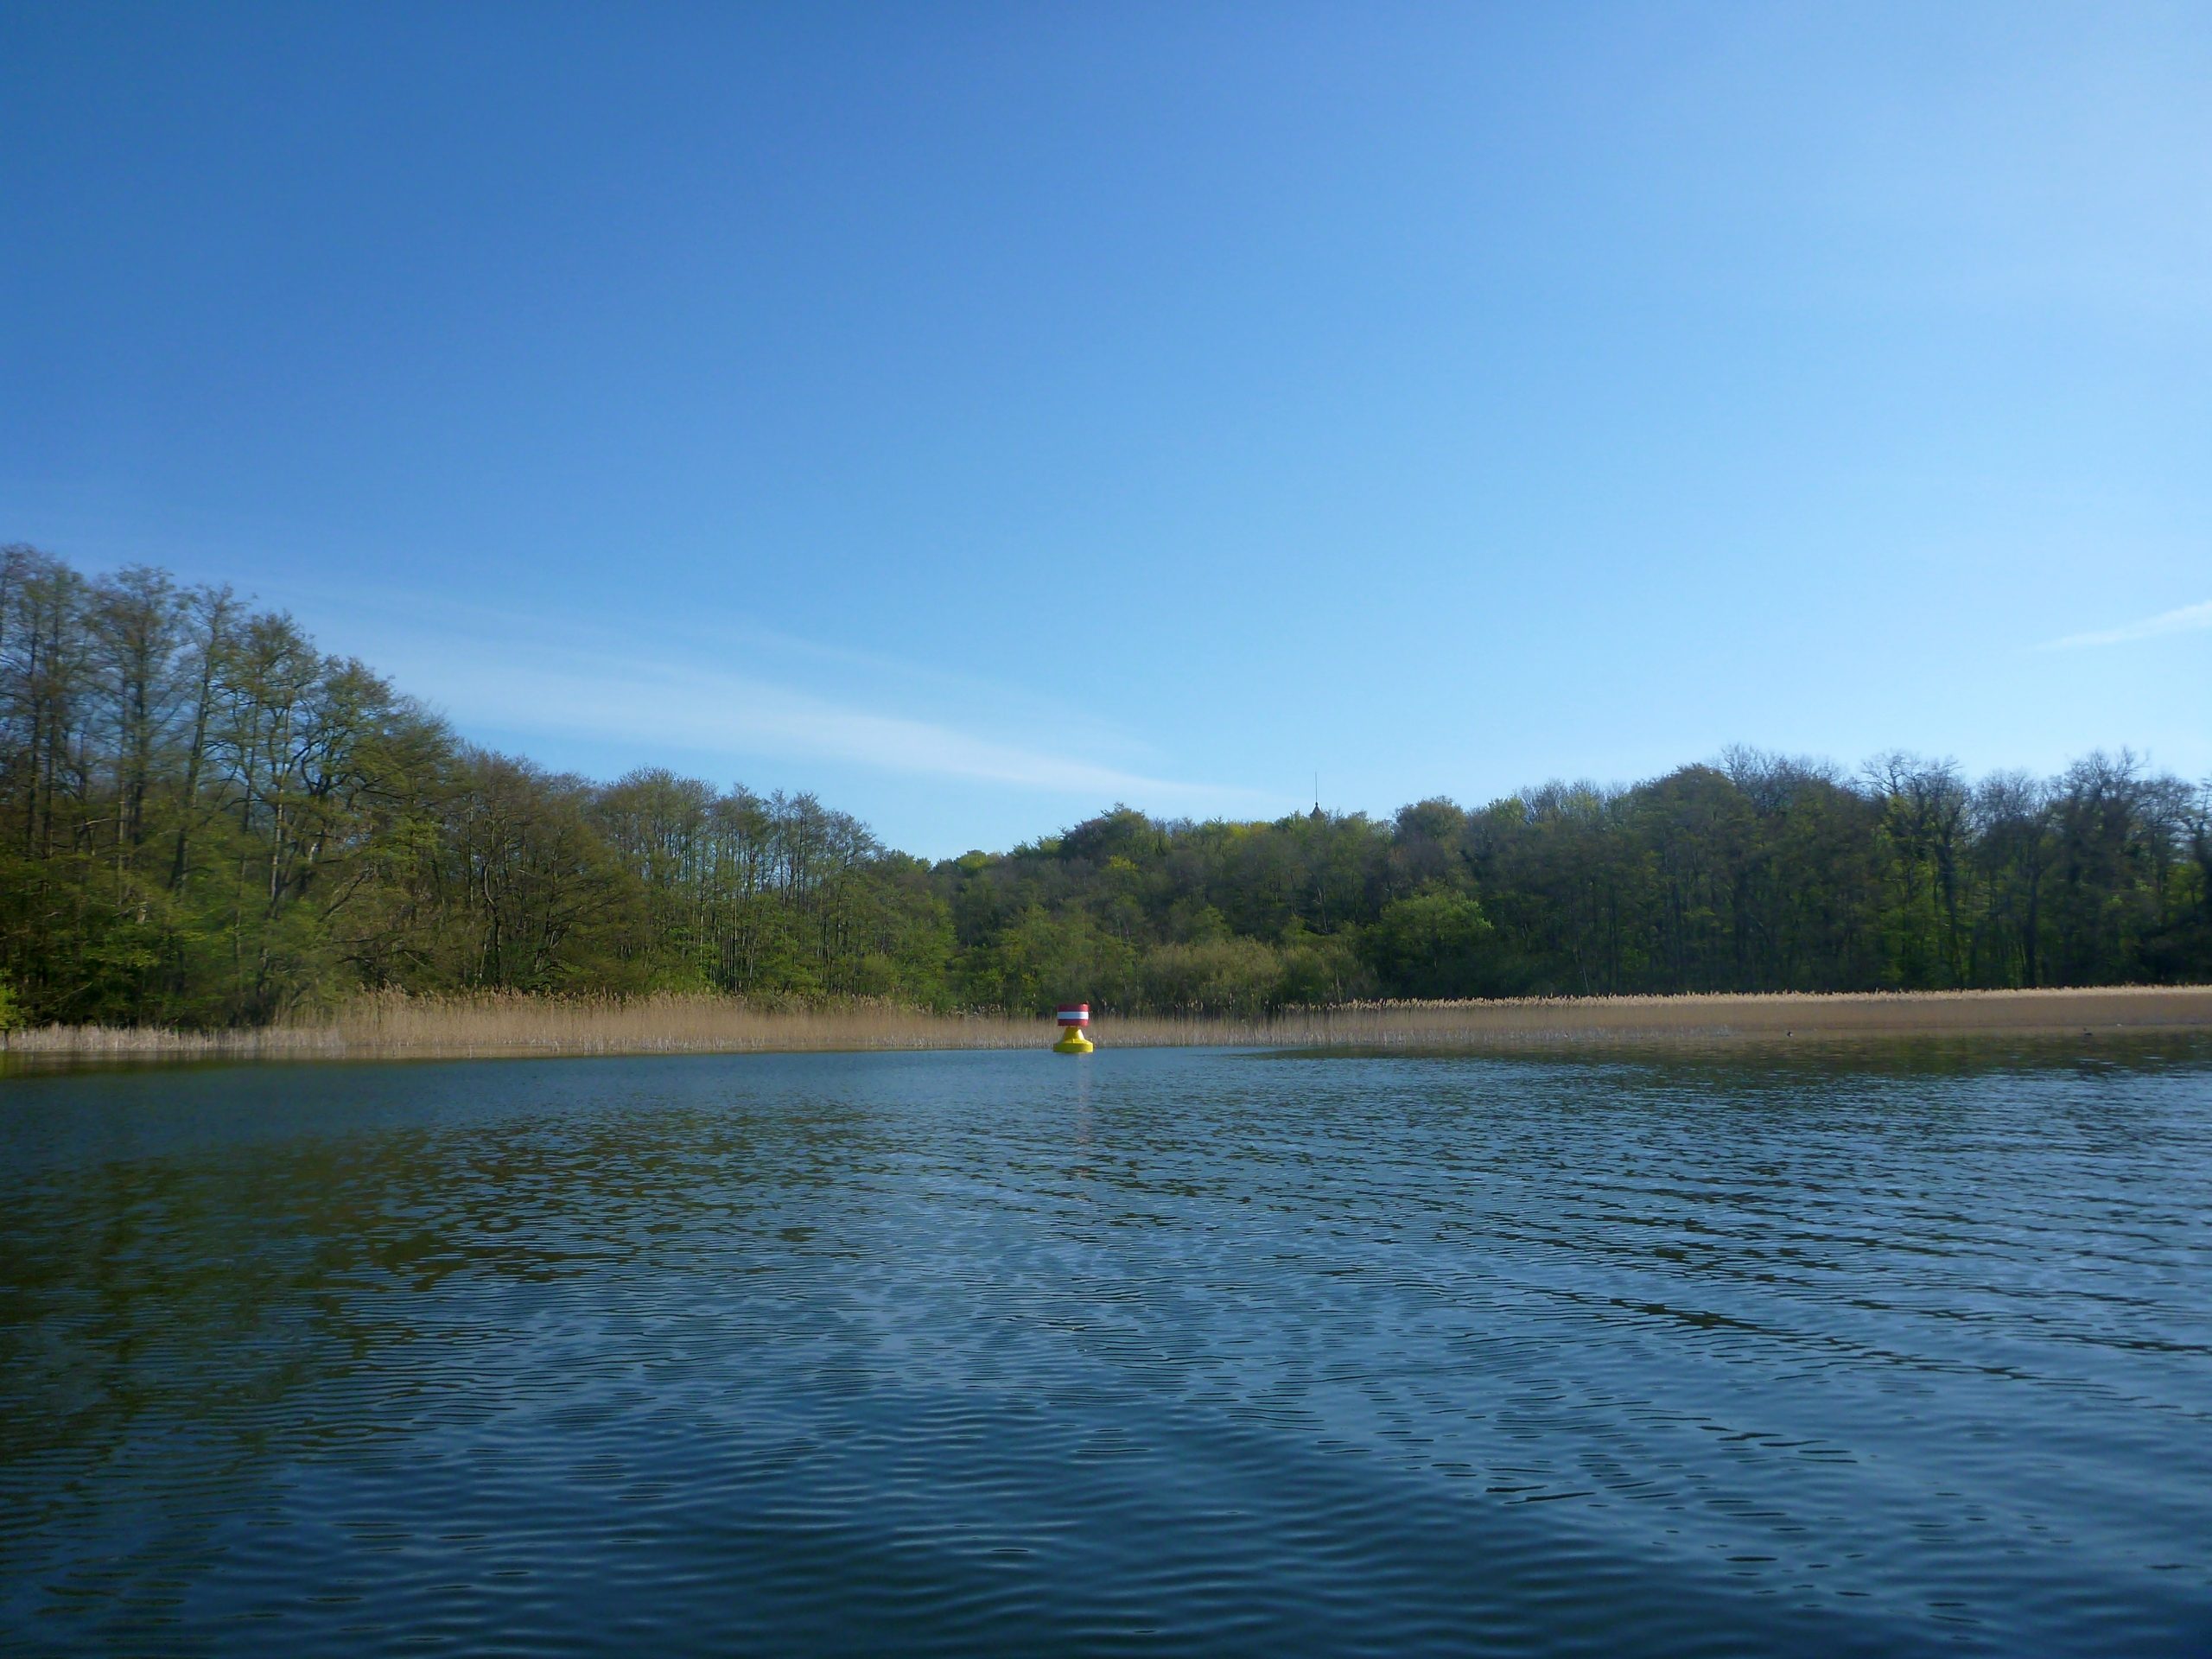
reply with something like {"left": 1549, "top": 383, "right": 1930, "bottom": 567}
{"left": 3, "top": 1042, "right": 2209, "bottom": 1655}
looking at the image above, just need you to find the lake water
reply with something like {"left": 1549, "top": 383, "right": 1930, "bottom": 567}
{"left": 3, "top": 1042, "right": 2209, "bottom": 1656}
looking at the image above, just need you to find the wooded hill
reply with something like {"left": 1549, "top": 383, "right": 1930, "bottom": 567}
{"left": 5, "top": 544, "right": 2208, "bottom": 1027}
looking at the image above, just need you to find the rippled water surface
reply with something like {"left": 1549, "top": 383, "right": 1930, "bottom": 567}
{"left": 4, "top": 1043, "right": 2211, "bottom": 1656}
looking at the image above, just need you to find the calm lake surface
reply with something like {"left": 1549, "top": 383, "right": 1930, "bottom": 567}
{"left": 3, "top": 1043, "right": 2209, "bottom": 1656}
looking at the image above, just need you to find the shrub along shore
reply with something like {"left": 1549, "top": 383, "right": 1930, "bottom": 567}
{"left": 8, "top": 984, "right": 2210, "bottom": 1065}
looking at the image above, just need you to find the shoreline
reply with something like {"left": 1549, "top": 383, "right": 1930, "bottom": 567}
{"left": 5, "top": 985, "right": 2210, "bottom": 1068}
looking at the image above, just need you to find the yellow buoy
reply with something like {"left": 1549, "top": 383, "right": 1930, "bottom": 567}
{"left": 1053, "top": 1002, "right": 1094, "bottom": 1053}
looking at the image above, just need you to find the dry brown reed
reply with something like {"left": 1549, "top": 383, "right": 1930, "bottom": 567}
{"left": 6, "top": 984, "right": 2209, "bottom": 1065}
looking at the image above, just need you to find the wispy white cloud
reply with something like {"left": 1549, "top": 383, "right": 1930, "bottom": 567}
{"left": 116, "top": 562, "right": 1273, "bottom": 811}
{"left": 2043, "top": 600, "right": 2212, "bottom": 650}
{"left": 350, "top": 607, "right": 1267, "bottom": 810}
{"left": 429, "top": 652, "right": 1248, "bottom": 803}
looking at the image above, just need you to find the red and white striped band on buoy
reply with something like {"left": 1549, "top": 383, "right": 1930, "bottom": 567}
{"left": 1056, "top": 1004, "right": 1090, "bottom": 1027}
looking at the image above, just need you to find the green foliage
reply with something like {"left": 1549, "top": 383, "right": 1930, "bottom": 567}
{"left": 1369, "top": 887, "right": 1495, "bottom": 999}
{"left": 1277, "top": 924, "right": 1368, "bottom": 1005}
{"left": 1138, "top": 938, "right": 1283, "bottom": 1015}
{"left": 960, "top": 906, "right": 1138, "bottom": 1014}
{"left": 4, "top": 544, "right": 2209, "bottom": 1027}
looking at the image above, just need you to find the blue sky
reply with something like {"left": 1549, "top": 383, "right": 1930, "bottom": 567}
{"left": 4, "top": 3, "right": 2207, "bottom": 858}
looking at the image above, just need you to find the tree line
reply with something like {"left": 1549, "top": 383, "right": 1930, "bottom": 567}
{"left": 3, "top": 544, "right": 2207, "bottom": 1027}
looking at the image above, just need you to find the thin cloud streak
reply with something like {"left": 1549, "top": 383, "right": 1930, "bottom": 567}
{"left": 2044, "top": 600, "right": 2212, "bottom": 650}
{"left": 384, "top": 645, "right": 1267, "bottom": 810}
{"left": 264, "top": 582, "right": 1273, "bottom": 812}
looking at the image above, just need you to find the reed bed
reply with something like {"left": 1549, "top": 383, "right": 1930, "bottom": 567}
{"left": 6, "top": 983, "right": 2209, "bottom": 1065}
{"left": 9, "top": 992, "right": 1031, "bottom": 1060}
{"left": 1136, "top": 984, "right": 2212, "bottom": 1047}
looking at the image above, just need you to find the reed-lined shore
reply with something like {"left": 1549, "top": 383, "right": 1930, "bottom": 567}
{"left": 6, "top": 984, "right": 2210, "bottom": 1065}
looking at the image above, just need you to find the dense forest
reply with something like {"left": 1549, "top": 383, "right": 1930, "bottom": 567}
{"left": 3, "top": 544, "right": 2209, "bottom": 1027}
